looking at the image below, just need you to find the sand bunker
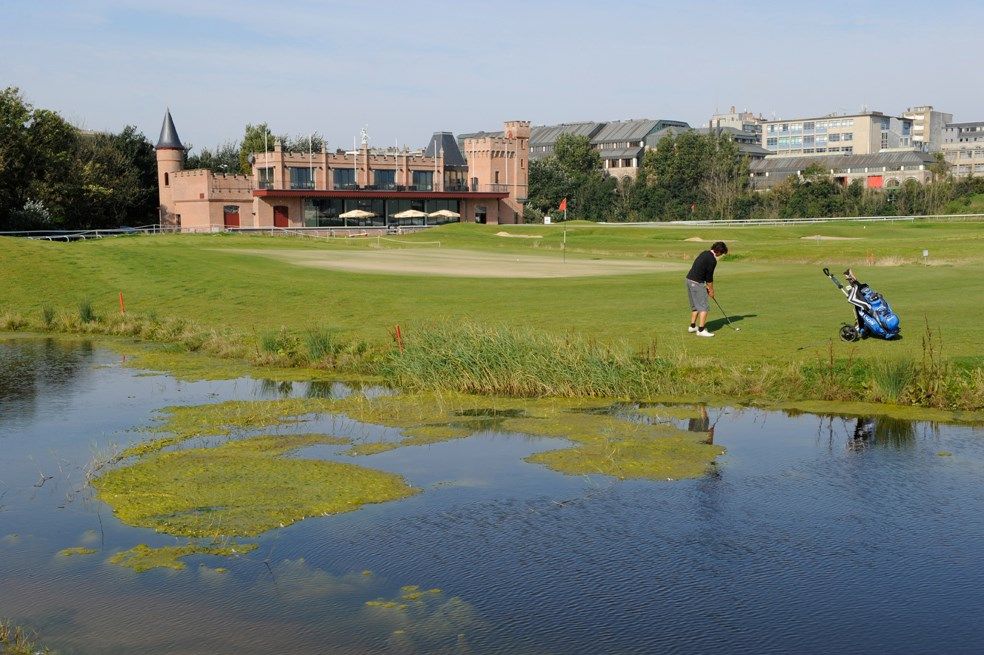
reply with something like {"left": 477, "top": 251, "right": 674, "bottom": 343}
{"left": 684, "top": 237, "right": 736, "bottom": 242}
{"left": 225, "top": 248, "right": 683, "bottom": 278}
{"left": 496, "top": 231, "right": 543, "bottom": 239}
{"left": 800, "top": 235, "right": 862, "bottom": 241}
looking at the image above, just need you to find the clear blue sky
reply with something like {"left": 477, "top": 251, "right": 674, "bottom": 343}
{"left": 2, "top": 0, "right": 981, "bottom": 153}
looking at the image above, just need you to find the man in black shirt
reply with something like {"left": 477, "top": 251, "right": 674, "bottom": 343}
{"left": 685, "top": 241, "right": 728, "bottom": 337}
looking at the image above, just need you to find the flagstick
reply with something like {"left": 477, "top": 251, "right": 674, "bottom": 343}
{"left": 563, "top": 226, "right": 567, "bottom": 264}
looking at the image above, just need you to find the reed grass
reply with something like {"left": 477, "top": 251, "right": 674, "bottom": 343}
{"left": 0, "top": 620, "right": 52, "bottom": 655}
{"left": 77, "top": 298, "right": 95, "bottom": 323}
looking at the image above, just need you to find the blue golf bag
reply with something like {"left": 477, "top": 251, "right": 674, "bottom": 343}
{"left": 822, "top": 268, "right": 901, "bottom": 342}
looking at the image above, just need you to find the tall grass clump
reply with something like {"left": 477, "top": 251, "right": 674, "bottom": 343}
{"left": 306, "top": 327, "right": 343, "bottom": 363}
{"left": 77, "top": 298, "right": 96, "bottom": 323}
{"left": 0, "top": 312, "right": 28, "bottom": 331}
{"left": 870, "top": 358, "right": 916, "bottom": 403}
{"left": 40, "top": 303, "right": 55, "bottom": 328}
{"left": 258, "top": 327, "right": 304, "bottom": 366}
{"left": 382, "top": 321, "right": 651, "bottom": 397}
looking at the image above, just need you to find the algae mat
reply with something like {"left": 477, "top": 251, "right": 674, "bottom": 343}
{"left": 94, "top": 434, "right": 418, "bottom": 538}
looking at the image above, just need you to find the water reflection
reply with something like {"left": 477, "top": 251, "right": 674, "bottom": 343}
{"left": 0, "top": 338, "right": 95, "bottom": 424}
{"left": 850, "top": 416, "right": 918, "bottom": 451}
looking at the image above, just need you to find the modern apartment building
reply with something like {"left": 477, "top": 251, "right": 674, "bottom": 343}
{"left": 902, "top": 105, "right": 952, "bottom": 152}
{"left": 941, "top": 121, "right": 984, "bottom": 176}
{"left": 156, "top": 111, "right": 530, "bottom": 231}
{"left": 761, "top": 112, "right": 913, "bottom": 157}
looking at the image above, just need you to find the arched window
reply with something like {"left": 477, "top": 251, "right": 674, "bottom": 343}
{"left": 164, "top": 172, "right": 169, "bottom": 187}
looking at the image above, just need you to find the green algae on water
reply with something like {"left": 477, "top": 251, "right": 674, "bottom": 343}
{"left": 329, "top": 393, "right": 724, "bottom": 481}
{"left": 57, "top": 547, "right": 96, "bottom": 557}
{"left": 95, "top": 434, "right": 418, "bottom": 538}
{"left": 120, "top": 398, "right": 348, "bottom": 457}
{"left": 109, "top": 542, "right": 258, "bottom": 572}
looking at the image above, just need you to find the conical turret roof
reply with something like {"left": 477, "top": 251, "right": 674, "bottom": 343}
{"left": 156, "top": 109, "right": 185, "bottom": 150}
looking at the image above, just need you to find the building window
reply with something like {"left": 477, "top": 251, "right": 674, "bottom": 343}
{"left": 333, "top": 168, "right": 356, "bottom": 189}
{"left": 257, "top": 167, "right": 274, "bottom": 189}
{"left": 842, "top": 133, "right": 853, "bottom": 142}
{"left": 494, "top": 171, "right": 499, "bottom": 184}
{"left": 289, "top": 167, "right": 314, "bottom": 189}
{"left": 412, "top": 170, "right": 434, "bottom": 191}
{"left": 374, "top": 169, "right": 396, "bottom": 189}
{"left": 164, "top": 172, "right": 169, "bottom": 187}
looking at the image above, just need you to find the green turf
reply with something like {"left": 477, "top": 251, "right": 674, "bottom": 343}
{"left": 2, "top": 223, "right": 982, "bottom": 367}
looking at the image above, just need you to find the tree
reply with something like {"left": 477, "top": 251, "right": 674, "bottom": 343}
{"left": 0, "top": 88, "right": 36, "bottom": 227}
{"left": 700, "top": 133, "right": 749, "bottom": 220}
{"left": 187, "top": 140, "right": 241, "bottom": 174}
{"left": 239, "top": 123, "right": 277, "bottom": 175}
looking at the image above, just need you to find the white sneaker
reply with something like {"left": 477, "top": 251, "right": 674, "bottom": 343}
{"left": 697, "top": 328, "right": 715, "bottom": 337}
{"left": 688, "top": 325, "right": 698, "bottom": 333}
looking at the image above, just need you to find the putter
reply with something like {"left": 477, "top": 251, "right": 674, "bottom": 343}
{"left": 712, "top": 296, "right": 740, "bottom": 332}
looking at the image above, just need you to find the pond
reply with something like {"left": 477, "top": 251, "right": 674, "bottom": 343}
{"left": 1, "top": 338, "right": 982, "bottom": 654}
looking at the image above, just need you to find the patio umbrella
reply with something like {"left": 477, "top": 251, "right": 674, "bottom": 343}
{"left": 427, "top": 209, "right": 460, "bottom": 219}
{"left": 339, "top": 209, "right": 375, "bottom": 219}
{"left": 393, "top": 209, "right": 428, "bottom": 219}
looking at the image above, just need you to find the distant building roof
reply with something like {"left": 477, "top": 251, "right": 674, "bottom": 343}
{"left": 750, "top": 150, "right": 935, "bottom": 173}
{"left": 592, "top": 119, "right": 660, "bottom": 143}
{"left": 944, "top": 121, "right": 984, "bottom": 129}
{"left": 425, "top": 132, "right": 468, "bottom": 168}
{"left": 155, "top": 109, "right": 185, "bottom": 150}
{"left": 530, "top": 122, "right": 605, "bottom": 146}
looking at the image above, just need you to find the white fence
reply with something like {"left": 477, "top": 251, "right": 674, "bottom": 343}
{"left": 598, "top": 214, "right": 984, "bottom": 227}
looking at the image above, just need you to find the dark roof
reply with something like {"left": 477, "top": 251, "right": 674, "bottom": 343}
{"left": 530, "top": 122, "right": 605, "bottom": 146}
{"left": 155, "top": 109, "right": 185, "bottom": 150}
{"left": 592, "top": 119, "right": 660, "bottom": 143}
{"left": 749, "top": 150, "right": 935, "bottom": 173}
{"left": 425, "top": 132, "right": 468, "bottom": 167}
{"left": 738, "top": 143, "right": 772, "bottom": 157}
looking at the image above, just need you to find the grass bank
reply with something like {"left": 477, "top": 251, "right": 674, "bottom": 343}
{"left": 2, "top": 222, "right": 983, "bottom": 410}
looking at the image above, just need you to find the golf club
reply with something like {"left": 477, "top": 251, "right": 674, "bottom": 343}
{"left": 712, "top": 296, "right": 741, "bottom": 332}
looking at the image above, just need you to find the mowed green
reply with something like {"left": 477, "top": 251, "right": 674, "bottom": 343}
{"left": 2, "top": 221, "right": 983, "bottom": 365}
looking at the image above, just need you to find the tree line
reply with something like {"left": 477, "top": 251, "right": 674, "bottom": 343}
{"left": 0, "top": 88, "right": 158, "bottom": 231}
{"left": 525, "top": 132, "right": 984, "bottom": 222}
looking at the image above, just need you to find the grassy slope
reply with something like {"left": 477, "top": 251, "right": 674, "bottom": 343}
{"left": 2, "top": 222, "right": 983, "bottom": 366}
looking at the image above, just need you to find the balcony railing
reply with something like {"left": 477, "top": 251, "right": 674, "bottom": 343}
{"left": 290, "top": 181, "right": 315, "bottom": 190}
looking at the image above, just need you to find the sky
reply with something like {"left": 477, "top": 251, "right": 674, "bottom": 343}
{"left": 2, "top": 0, "right": 982, "bottom": 154}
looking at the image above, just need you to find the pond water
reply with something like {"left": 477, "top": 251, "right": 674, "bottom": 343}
{"left": 1, "top": 338, "right": 982, "bottom": 654}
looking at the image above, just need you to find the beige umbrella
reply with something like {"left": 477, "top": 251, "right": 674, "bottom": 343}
{"left": 393, "top": 209, "right": 428, "bottom": 219}
{"left": 339, "top": 209, "right": 375, "bottom": 219}
{"left": 428, "top": 209, "right": 460, "bottom": 219}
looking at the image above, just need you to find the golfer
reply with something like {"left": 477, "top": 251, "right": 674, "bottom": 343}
{"left": 685, "top": 241, "right": 728, "bottom": 337}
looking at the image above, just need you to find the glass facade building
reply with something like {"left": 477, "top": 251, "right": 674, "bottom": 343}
{"left": 303, "top": 198, "right": 461, "bottom": 227}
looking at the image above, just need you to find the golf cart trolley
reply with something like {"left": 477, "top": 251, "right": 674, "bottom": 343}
{"left": 822, "top": 267, "right": 901, "bottom": 342}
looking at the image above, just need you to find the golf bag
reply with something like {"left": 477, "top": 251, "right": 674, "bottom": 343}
{"left": 822, "top": 267, "right": 901, "bottom": 342}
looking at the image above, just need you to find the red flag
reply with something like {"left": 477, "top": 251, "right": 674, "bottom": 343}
{"left": 558, "top": 198, "right": 567, "bottom": 212}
